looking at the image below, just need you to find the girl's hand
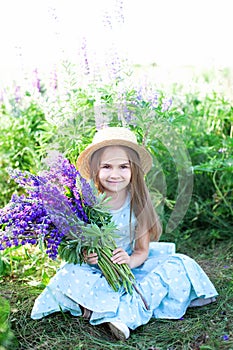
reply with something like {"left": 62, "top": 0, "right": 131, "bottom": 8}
{"left": 83, "top": 250, "right": 98, "bottom": 265}
{"left": 111, "top": 247, "right": 130, "bottom": 265}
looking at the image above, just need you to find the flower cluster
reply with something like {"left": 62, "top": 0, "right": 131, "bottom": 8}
{"left": 0, "top": 152, "right": 135, "bottom": 293}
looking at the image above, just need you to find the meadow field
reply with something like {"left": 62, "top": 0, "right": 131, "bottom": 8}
{"left": 0, "top": 62, "right": 232, "bottom": 349}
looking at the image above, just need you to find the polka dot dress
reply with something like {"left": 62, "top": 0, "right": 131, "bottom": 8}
{"left": 31, "top": 195, "right": 218, "bottom": 329}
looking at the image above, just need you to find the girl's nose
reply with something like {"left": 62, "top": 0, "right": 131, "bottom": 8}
{"left": 109, "top": 169, "right": 120, "bottom": 178}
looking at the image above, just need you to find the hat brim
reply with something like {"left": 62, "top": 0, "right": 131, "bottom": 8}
{"left": 77, "top": 139, "right": 152, "bottom": 179}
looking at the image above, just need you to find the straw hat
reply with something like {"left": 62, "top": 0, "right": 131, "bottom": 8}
{"left": 76, "top": 127, "right": 152, "bottom": 178}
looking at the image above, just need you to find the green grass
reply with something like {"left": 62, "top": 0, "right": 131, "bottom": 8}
{"left": 0, "top": 239, "right": 232, "bottom": 350}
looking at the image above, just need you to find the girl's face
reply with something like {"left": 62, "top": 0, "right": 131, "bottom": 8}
{"left": 98, "top": 146, "right": 131, "bottom": 196}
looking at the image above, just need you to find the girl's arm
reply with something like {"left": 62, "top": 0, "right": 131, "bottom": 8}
{"left": 111, "top": 231, "right": 150, "bottom": 269}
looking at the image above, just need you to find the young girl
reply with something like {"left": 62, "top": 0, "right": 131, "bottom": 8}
{"left": 31, "top": 127, "right": 218, "bottom": 341}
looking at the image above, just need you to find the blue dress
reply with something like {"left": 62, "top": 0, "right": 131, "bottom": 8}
{"left": 31, "top": 195, "right": 218, "bottom": 330}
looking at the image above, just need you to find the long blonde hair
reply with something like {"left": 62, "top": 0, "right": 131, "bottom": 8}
{"left": 90, "top": 146, "right": 162, "bottom": 242}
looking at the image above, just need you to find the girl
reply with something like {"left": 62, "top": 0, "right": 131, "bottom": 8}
{"left": 31, "top": 127, "right": 218, "bottom": 341}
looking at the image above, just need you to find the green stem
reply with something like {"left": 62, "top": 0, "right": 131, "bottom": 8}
{"left": 98, "top": 247, "right": 135, "bottom": 294}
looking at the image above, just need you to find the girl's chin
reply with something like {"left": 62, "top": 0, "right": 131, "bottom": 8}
{"left": 104, "top": 186, "right": 126, "bottom": 194}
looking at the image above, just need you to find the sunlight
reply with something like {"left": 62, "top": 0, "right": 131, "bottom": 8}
{"left": 0, "top": 0, "right": 232, "bottom": 86}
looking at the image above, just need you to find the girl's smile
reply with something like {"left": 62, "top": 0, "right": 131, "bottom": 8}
{"left": 98, "top": 146, "right": 131, "bottom": 202}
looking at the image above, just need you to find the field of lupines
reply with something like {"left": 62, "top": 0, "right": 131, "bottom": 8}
{"left": 0, "top": 62, "right": 232, "bottom": 349}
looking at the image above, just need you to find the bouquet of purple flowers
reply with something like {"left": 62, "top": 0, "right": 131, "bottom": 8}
{"left": 0, "top": 152, "right": 135, "bottom": 294}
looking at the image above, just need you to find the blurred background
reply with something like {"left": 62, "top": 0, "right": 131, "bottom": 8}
{"left": 1, "top": 0, "right": 233, "bottom": 85}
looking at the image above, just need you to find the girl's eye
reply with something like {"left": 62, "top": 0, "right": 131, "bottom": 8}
{"left": 121, "top": 165, "right": 130, "bottom": 169}
{"left": 101, "top": 164, "right": 110, "bottom": 169}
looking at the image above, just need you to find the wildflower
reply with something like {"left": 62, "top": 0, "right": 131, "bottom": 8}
{"left": 0, "top": 89, "right": 4, "bottom": 103}
{"left": 0, "top": 153, "right": 135, "bottom": 293}
{"left": 114, "top": 0, "right": 124, "bottom": 24}
{"left": 135, "top": 87, "right": 143, "bottom": 102}
{"left": 15, "top": 85, "right": 21, "bottom": 103}
{"left": 149, "top": 93, "right": 159, "bottom": 109}
{"left": 103, "top": 11, "right": 112, "bottom": 30}
{"left": 80, "top": 37, "right": 90, "bottom": 76}
{"left": 218, "top": 148, "right": 227, "bottom": 153}
{"left": 222, "top": 334, "right": 229, "bottom": 341}
{"left": 161, "top": 97, "right": 172, "bottom": 112}
{"left": 50, "top": 68, "right": 58, "bottom": 90}
{"left": 32, "top": 68, "right": 41, "bottom": 93}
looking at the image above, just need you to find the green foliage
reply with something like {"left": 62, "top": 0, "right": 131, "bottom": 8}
{"left": 0, "top": 62, "right": 232, "bottom": 248}
{"left": 173, "top": 91, "right": 233, "bottom": 243}
{"left": 0, "top": 96, "right": 52, "bottom": 207}
{"left": 0, "top": 297, "right": 17, "bottom": 349}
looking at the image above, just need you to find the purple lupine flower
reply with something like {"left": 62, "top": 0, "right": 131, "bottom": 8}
{"left": 161, "top": 97, "right": 172, "bottom": 112}
{"left": 8, "top": 169, "right": 40, "bottom": 188}
{"left": 41, "top": 152, "right": 95, "bottom": 221}
{"left": 103, "top": 11, "right": 112, "bottom": 30}
{"left": 32, "top": 68, "right": 41, "bottom": 92}
{"left": 135, "top": 87, "right": 143, "bottom": 102}
{"left": 218, "top": 148, "right": 227, "bottom": 153}
{"left": 15, "top": 85, "right": 21, "bottom": 103}
{"left": 40, "top": 181, "right": 85, "bottom": 231}
{"left": 117, "top": 91, "right": 137, "bottom": 126}
{"left": 114, "top": 0, "right": 124, "bottom": 24}
{"left": 77, "top": 175, "right": 97, "bottom": 207}
{"left": 222, "top": 334, "right": 229, "bottom": 341}
{"left": 0, "top": 195, "right": 49, "bottom": 251}
{"left": 80, "top": 37, "right": 90, "bottom": 76}
{"left": 0, "top": 89, "right": 4, "bottom": 103}
{"left": 105, "top": 43, "right": 122, "bottom": 81}
{"left": 0, "top": 153, "right": 113, "bottom": 262}
{"left": 120, "top": 101, "right": 137, "bottom": 125}
{"left": 40, "top": 152, "right": 79, "bottom": 193}
{"left": 148, "top": 92, "right": 159, "bottom": 109}
{"left": 50, "top": 67, "right": 58, "bottom": 90}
